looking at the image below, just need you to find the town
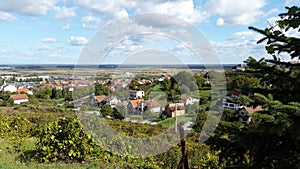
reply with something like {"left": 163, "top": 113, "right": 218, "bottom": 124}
{"left": 0, "top": 65, "right": 259, "bottom": 127}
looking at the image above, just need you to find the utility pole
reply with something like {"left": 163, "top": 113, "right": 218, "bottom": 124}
{"left": 175, "top": 103, "right": 177, "bottom": 133}
{"left": 177, "top": 125, "right": 189, "bottom": 169}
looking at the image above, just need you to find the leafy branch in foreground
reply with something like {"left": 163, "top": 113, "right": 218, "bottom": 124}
{"left": 249, "top": 6, "right": 300, "bottom": 61}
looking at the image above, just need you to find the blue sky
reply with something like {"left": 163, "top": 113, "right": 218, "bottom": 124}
{"left": 0, "top": 0, "right": 299, "bottom": 65}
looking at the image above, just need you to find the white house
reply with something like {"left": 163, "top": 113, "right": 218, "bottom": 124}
{"left": 145, "top": 100, "right": 161, "bottom": 113}
{"left": 232, "top": 64, "right": 245, "bottom": 72}
{"left": 180, "top": 95, "right": 200, "bottom": 105}
{"left": 158, "top": 75, "right": 166, "bottom": 82}
{"left": 223, "top": 96, "right": 239, "bottom": 111}
{"left": 103, "top": 96, "right": 121, "bottom": 107}
{"left": 130, "top": 90, "right": 144, "bottom": 99}
{"left": 10, "top": 94, "right": 29, "bottom": 104}
{"left": 0, "top": 84, "right": 17, "bottom": 93}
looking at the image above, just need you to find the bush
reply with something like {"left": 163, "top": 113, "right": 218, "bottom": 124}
{"left": 36, "top": 117, "right": 95, "bottom": 163}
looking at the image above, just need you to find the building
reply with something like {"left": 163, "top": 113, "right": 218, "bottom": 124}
{"left": 130, "top": 90, "right": 144, "bottom": 99}
{"left": 0, "top": 83, "right": 17, "bottom": 93}
{"left": 158, "top": 75, "right": 166, "bottom": 82}
{"left": 17, "top": 87, "right": 33, "bottom": 95}
{"left": 180, "top": 95, "right": 200, "bottom": 105}
{"left": 232, "top": 64, "right": 245, "bottom": 72}
{"left": 145, "top": 100, "right": 161, "bottom": 113}
{"left": 164, "top": 103, "right": 186, "bottom": 118}
{"left": 92, "top": 95, "right": 107, "bottom": 106}
{"left": 238, "top": 106, "right": 263, "bottom": 124}
{"left": 103, "top": 96, "right": 121, "bottom": 108}
{"left": 127, "top": 99, "right": 147, "bottom": 114}
{"left": 223, "top": 96, "right": 239, "bottom": 111}
{"left": 10, "top": 94, "right": 29, "bottom": 104}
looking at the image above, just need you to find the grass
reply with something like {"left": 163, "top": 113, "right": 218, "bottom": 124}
{"left": 0, "top": 138, "right": 112, "bottom": 169}
{"left": 0, "top": 161, "right": 109, "bottom": 169}
{"left": 158, "top": 114, "right": 195, "bottom": 128}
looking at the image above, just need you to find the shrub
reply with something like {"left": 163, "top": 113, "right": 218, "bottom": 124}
{"left": 36, "top": 117, "right": 95, "bottom": 163}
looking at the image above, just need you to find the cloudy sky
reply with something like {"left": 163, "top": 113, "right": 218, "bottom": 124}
{"left": 0, "top": 0, "right": 299, "bottom": 65}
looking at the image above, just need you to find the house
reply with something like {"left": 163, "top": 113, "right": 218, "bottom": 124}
{"left": 55, "top": 85, "right": 63, "bottom": 90}
{"left": 130, "top": 90, "right": 144, "bottom": 99}
{"left": 107, "top": 85, "right": 116, "bottom": 93}
{"left": 103, "top": 96, "right": 121, "bottom": 107}
{"left": 223, "top": 96, "right": 239, "bottom": 111}
{"left": 17, "top": 87, "right": 33, "bottom": 95}
{"left": 158, "top": 75, "right": 166, "bottom": 82}
{"left": 127, "top": 99, "right": 147, "bottom": 114}
{"left": 92, "top": 95, "right": 107, "bottom": 106}
{"left": 238, "top": 106, "right": 263, "bottom": 124}
{"left": 115, "top": 81, "right": 128, "bottom": 89}
{"left": 164, "top": 103, "right": 186, "bottom": 118}
{"left": 10, "top": 94, "right": 28, "bottom": 104}
{"left": 232, "top": 64, "right": 245, "bottom": 72}
{"left": 0, "top": 83, "right": 17, "bottom": 93}
{"left": 145, "top": 100, "right": 161, "bottom": 113}
{"left": 180, "top": 95, "right": 200, "bottom": 105}
{"left": 1, "top": 75, "right": 14, "bottom": 80}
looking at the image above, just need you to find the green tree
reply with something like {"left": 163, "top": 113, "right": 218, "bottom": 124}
{"left": 34, "top": 87, "right": 52, "bottom": 99}
{"left": 111, "top": 108, "right": 125, "bottom": 120}
{"left": 95, "top": 84, "right": 109, "bottom": 96}
{"left": 249, "top": 6, "right": 300, "bottom": 60}
{"left": 231, "top": 6, "right": 300, "bottom": 168}
{"left": 240, "top": 93, "right": 300, "bottom": 168}
{"left": 100, "top": 104, "right": 113, "bottom": 117}
{"left": 247, "top": 6, "right": 300, "bottom": 103}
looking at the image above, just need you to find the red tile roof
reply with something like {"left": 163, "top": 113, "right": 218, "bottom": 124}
{"left": 10, "top": 94, "right": 28, "bottom": 100}
{"left": 167, "top": 103, "right": 185, "bottom": 111}
{"left": 244, "top": 106, "right": 263, "bottom": 113}
{"left": 17, "top": 88, "right": 30, "bottom": 93}
{"left": 129, "top": 99, "right": 145, "bottom": 109}
{"left": 93, "top": 95, "right": 106, "bottom": 103}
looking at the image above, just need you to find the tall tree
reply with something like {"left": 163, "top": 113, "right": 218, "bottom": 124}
{"left": 249, "top": 6, "right": 300, "bottom": 62}
{"left": 247, "top": 6, "right": 300, "bottom": 103}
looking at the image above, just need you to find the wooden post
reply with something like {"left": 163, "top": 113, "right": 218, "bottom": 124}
{"left": 177, "top": 125, "right": 189, "bottom": 169}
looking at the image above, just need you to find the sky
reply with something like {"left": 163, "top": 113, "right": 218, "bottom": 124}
{"left": 0, "top": 0, "right": 299, "bottom": 65}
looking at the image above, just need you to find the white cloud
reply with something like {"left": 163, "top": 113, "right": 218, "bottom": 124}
{"left": 114, "top": 9, "right": 129, "bottom": 19}
{"left": 0, "top": 0, "right": 59, "bottom": 16}
{"left": 216, "top": 18, "right": 224, "bottom": 26}
{"left": 285, "top": 0, "right": 300, "bottom": 6}
{"left": 264, "top": 8, "right": 279, "bottom": 17}
{"left": 53, "top": 6, "right": 76, "bottom": 20}
{"left": 74, "top": 0, "right": 135, "bottom": 14}
{"left": 267, "top": 16, "right": 300, "bottom": 38}
{"left": 267, "top": 16, "right": 280, "bottom": 26}
{"left": 42, "top": 37, "right": 58, "bottom": 43}
{"left": 36, "top": 45, "right": 51, "bottom": 51}
{"left": 81, "top": 16, "right": 102, "bottom": 29}
{"left": 210, "top": 30, "right": 270, "bottom": 63}
{"left": 228, "top": 31, "right": 257, "bottom": 40}
{"left": 136, "top": 0, "right": 208, "bottom": 24}
{"left": 61, "top": 24, "right": 70, "bottom": 30}
{"left": 205, "top": 0, "right": 267, "bottom": 26}
{"left": 0, "top": 11, "right": 17, "bottom": 22}
{"left": 76, "top": 0, "right": 208, "bottom": 24}
{"left": 68, "top": 36, "right": 88, "bottom": 46}
{"left": 211, "top": 40, "right": 267, "bottom": 63}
